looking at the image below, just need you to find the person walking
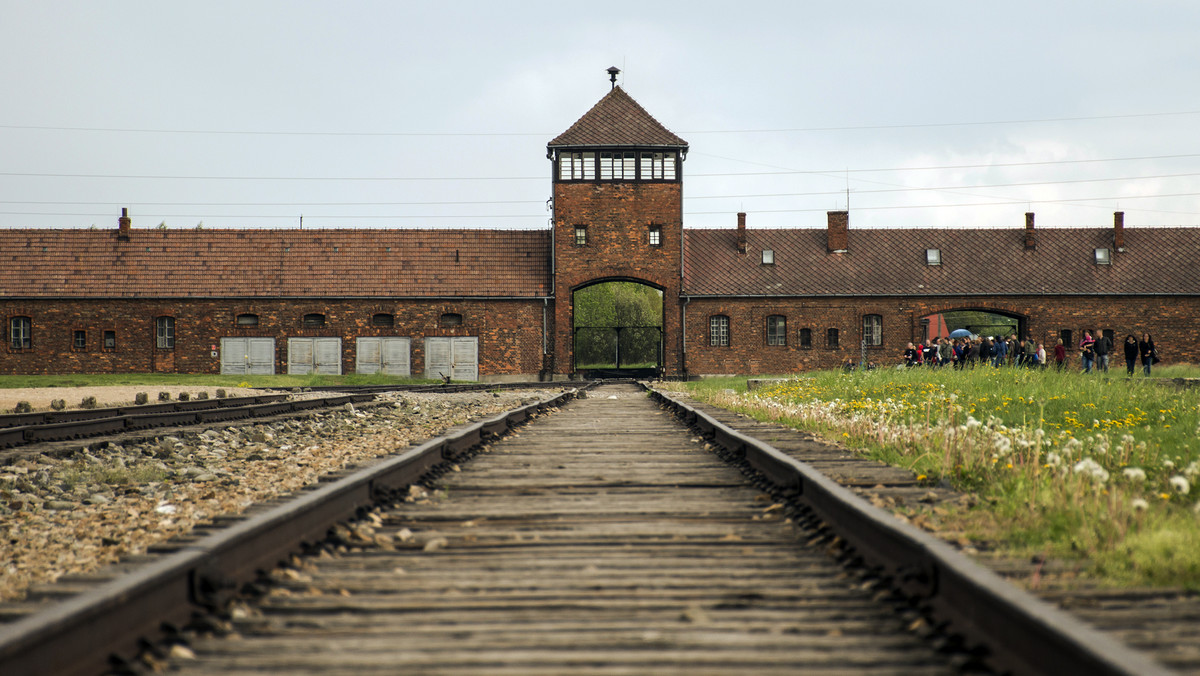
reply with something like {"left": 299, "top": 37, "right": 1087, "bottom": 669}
{"left": 1023, "top": 336, "right": 1037, "bottom": 368}
{"left": 1139, "top": 333, "right": 1157, "bottom": 376}
{"left": 1123, "top": 334, "right": 1139, "bottom": 376}
{"left": 991, "top": 336, "right": 1007, "bottom": 367}
{"left": 1094, "top": 330, "right": 1112, "bottom": 373}
{"left": 1054, "top": 338, "right": 1067, "bottom": 371}
{"left": 1079, "top": 330, "right": 1095, "bottom": 373}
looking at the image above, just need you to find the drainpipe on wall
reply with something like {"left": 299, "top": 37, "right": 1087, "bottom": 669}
{"left": 680, "top": 295, "right": 689, "bottom": 378}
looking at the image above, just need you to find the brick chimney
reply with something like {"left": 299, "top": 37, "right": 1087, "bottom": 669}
{"left": 118, "top": 207, "right": 132, "bottom": 241}
{"left": 736, "top": 212, "right": 747, "bottom": 254}
{"left": 827, "top": 211, "right": 848, "bottom": 253}
{"left": 1024, "top": 212, "right": 1036, "bottom": 250}
{"left": 1113, "top": 211, "right": 1125, "bottom": 251}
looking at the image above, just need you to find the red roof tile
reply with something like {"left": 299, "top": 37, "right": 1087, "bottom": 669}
{"left": 0, "top": 228, "right": 551, "bottom": 298}
{"left": 683, "top": 227, "right": 1200, "bottom": 296}
{"left": 548, "top": 86, "right": 688, "bottom": 149}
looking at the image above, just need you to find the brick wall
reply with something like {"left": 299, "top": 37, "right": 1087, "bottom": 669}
{"left": 551, "top": 181, "right": 683, "bottom": 376}
{"left": 683, "top": 295, "right": 1200, "bottom": 375}
{"left": 1, "top": 298, "right": 546, "bottom": 379}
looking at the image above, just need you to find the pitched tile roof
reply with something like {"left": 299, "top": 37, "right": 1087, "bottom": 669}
{"left": 683, "top": 227, "right": 1200, "bottom": 296}
{"left": 0, "top": 228, "right": 551, "bottom": 298}
{"left": 548, "top": 86, "right": 688, "bottom": 149}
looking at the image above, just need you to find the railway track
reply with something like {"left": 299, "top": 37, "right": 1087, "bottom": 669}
{"left": 0, "top": 382, "right": 1178, "bottom": 674}
{"left": 0, "top": 393, "right": 376, "bottom": 453}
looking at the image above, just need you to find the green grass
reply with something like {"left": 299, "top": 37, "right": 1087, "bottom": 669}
{"left": 0, "top": 373, "right": 439, "bottom": 389}
{"left": 673, "top": 367, "right": 1200, "bottom": 588}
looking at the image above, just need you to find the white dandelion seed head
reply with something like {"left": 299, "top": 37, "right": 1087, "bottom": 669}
{"left": 1163, "top": 459, "right": 1176, "bottom": 469}
{"left": 966, "top": 416, "right": 982, "bottom": 430}
{"left": 1034, "top": 428, "right": 1046, "bottom": 439}
{"left": 1131, "top": 498, "right": 1149, "bottom": 511}
{"left": 1169, "top": 475, "right": 1191, "bottom": 495}
{"left": 1046, "top": 452, "right": 1062, "bottom": 467}
{"left": 1121, "top": 434, "right": 1135, "bottom": 445}
{"left": 1073, "top": 458, "right": 1110, "bottom": 482}
{"left": 1184, "top": 461, "right": 1200, "bottom": 479}
{"left": 1122, "top": 467, "right": 1147, "bottom": 482}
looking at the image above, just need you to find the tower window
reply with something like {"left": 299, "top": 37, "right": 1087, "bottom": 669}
{"left": 639, "top": 152, "right": 677, "bottom": 180}
{"left": 599, "top": 151, "right": 636, "bottom": 180}
{"left": 575, "top": 225, "right": 588, "bottom": 246}
{"left": 558, "top": 151, "right": 596, "bottom": 181}
{"left": 648, "top": 225, "right": 662, "bottom": 247}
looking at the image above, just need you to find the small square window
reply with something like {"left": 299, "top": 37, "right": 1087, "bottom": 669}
{"left": 648, "top": 225, "right": 662, "bottom": 247}
{"left": 762, "top": 249, "right": 774, "bottom": 265}
{"left": 574, "top": 226, "right": 587, "bottom": 246}
{"left": 1094, "top": 248, "right": 1111, "bottom": 265}
{"left": 73, "top": 330, "right": 86, "bottom": 350}
{"left": 926, "top": 248, "right": 941, "bottom": 265}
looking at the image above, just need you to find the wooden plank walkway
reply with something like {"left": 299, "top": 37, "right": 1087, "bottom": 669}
{"left": 174, "top": 384, "right": 957, "bottom": 675}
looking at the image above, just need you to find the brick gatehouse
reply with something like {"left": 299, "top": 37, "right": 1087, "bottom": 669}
{"left": 3, "top": 82, "right": 1198, "bottom": 379}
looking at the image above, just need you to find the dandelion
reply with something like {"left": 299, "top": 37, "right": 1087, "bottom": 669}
{"left": 965, "top": 416, "right": 982, "bottom": 430}
{"left": 1122, "top": 467, "right": 1147, "bottom": 482}
{"left": 1169, "top": 475, "right": 1191, "bottom": 495}
{"left": 1163, "top": 459, "right": 1175, "bottom": 469}
{"left": 1184, "top": 461, "right": 1200, "bottom": 479}
{"left": 1132, "top": 498, "right": 1149, "bottom": 511}
{"left": 1073, "top": 458, "right": 1110, "bottom": 483}
{"left": 1046, "top": 452, "right": 1062, "bottom": 467}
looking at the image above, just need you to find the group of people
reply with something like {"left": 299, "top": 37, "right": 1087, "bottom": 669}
{"left": 1078, "top": 330, "right": 1159, "bottom": 376}
{"left": 899, "top": 331, "right": 1160, "bottom": 375}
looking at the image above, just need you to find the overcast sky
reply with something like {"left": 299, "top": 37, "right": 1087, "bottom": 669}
{"left": 2, "top": 1, "right": 1199, "bottom": 232}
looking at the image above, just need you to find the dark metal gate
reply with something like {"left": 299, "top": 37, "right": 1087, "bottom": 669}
{"left": 573, "top": 326, "right": 662, "bottom": 378}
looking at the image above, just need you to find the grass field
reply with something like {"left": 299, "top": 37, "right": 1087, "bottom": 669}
{"left": 676, "top": 366, "right": 1200, "bottom": 588}
{"left": 0, "top": 373, "right": 439, "bottom": 389}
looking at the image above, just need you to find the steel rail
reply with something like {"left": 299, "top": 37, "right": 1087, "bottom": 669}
{"left": 0, "top": 387, "right": 581, "bottom": 676}
{"left": 648, "top": 386, "right": 1170, "bottom": 676}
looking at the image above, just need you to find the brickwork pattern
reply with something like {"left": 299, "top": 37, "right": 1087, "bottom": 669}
{"left": 1, "top": 298, "right": 546, "bottom": 377}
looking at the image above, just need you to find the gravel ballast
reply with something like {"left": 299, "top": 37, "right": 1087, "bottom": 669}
{"left": 0, "top": 388, "right": 564, "bottom": 602}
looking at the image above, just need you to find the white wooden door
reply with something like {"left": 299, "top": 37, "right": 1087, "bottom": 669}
{"left": 424, "top": 337, "right": 477, "bottom": 381}
{"left": 289, "top": 338, "right": 342, "bottom": 375}
{"left": 221, "top": 338, "right": 276, "bottom": 375}
{"left": 356, "top": 337, "right": 411, "bottom": 375}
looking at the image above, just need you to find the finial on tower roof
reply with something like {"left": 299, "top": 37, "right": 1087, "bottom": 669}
{"left": 607, "top": 66, "right": 620, "bottom": 89}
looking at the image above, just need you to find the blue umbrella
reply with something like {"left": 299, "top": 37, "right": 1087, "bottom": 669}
{"left": 948, "top": 328, "right": 973, "bottom": 338}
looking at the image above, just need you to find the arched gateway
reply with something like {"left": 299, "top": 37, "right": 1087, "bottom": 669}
{"left": 546, "top": 76, "right": 688, "bottom": 378}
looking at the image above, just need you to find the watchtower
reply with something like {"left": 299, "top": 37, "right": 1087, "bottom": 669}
{"left": 546, "top": 69, "right": 689, "bottom": 376}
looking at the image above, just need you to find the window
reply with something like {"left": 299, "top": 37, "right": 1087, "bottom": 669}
{"left": 827, "top": 328, "right": 840, "bottom": 349}
{"left": 926, "top": 248, "right": 941, "bottom": 266}
{"left": 799, "top": 328, "right": 812, "bottom": 349}
{"left": 372, "top": 313, "right": 395, "bottom": 327}
{"left": 302, "top": 313, "right": 326, "bottom": 327}
{"left": 103, "top": 330, "right": 116, "bottom": 351}
{"left": 863, "top": 314, "right": 882, "bottom": 347}
{"left": 762, "top": 249, "right": 774, "bottom": 265}
{"left": 599, "top": 151, "right": 636, "bottom": 180}
{"left": 1060, "top": 329, "right": 1073, "bottom": 348}
{"left": 574, "top": 225, "right": 588, "bottom": 246}
{"left": 155, "top": 316, "right": 175, "bottom": 349}
{"left": 638, "top": 151, "right": 677, "bottom": 180}
{"left": 648, "top": 225, "right": 662, "bottom": 247}
{"left": 236, "top": 313, "right": 260, "bottom": 327}
{"left": 440, "top": 312, "right": 463, "bottom": 327}
{"left": 709, "top": 315, "right": 730, "bottom": 347}
{"left": 73, "top": 330, "right": 87, "bottom": 350}
{"left": 9, "top": 317, "right": 31, "bottom": 350}
{"left": 558, "top": 151, "right": 595, "bottom": 181}
{"left": 1094, "top": 247, "right": 1111, "bottom": 265}
{"left": 766, "top": 315, "right": 787, "bottom": 346}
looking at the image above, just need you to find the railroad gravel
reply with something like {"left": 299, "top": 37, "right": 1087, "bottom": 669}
{"left": 0, "top": 388, "right": 564, "bottom": 602}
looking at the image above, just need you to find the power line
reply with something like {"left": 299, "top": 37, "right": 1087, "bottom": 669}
{"left": 3, "top": 108, "right": 1200, "bottom": 137}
